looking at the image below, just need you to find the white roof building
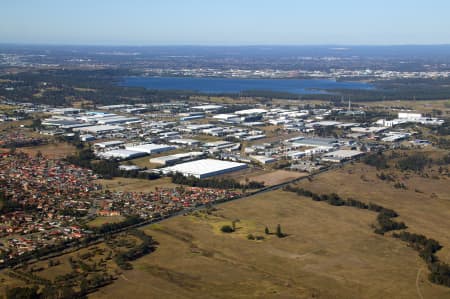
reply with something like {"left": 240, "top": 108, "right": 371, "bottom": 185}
{"left": 191, "top": 104, "right": 223, "bottom": 111}
{"left": 99, "top": 149, "right": 146, "bottom": 160}
{"left": 125, "top": 143, "right": 176, "bottom": 154}
{"left": 94, "top": 140, "right": 125, "bottom": 148}
{"left": 235, "top": 108, "right": 268, "bottom": 115}
{"left": 169, "top": 138, "right": 202, "bottom": 146}
{"left": 161, "top": 159, "right": 248, "bottom": 178}
{"left": 72, "top": 125, "right": 124, "bottom": 134}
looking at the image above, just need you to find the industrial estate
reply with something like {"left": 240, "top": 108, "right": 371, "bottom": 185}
{"left": 0, "top": 18, "right": 450, "bottom": 298}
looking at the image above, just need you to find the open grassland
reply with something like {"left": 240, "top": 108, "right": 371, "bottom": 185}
{"left": 294, "top": 161, "right": 450, "bottom": 260}
{"left": 0, "top": 120, "right": 32, "bottom": 130}
{"left": 360, "top": 99, "right": 450, "bottom": 114}
{"left": 18, "top": 142, "right": 77, "bottom": 159}
{"left": 91, "top": 188, "right": 450, "bottom": 299}
{"left": 240, "top": 169, "right": 307, "bottom": 186}
{"left": 95, "top": 177, "right": 178, "bottom": 193}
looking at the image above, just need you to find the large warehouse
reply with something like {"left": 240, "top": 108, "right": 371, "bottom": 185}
{"left": 161, "top": 159, "right": 248, "bottom": 179}
{"left": 125, "top": 143, "right": 176, "bottom": 154}
{"left": 98, "top": 149, "right": 147, "bottom": 160}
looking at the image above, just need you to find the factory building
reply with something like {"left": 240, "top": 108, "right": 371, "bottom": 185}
{"left": 161, "top": 159, "right": 248, "bottom": 179}
{"left": 125, "top": 143, "right": 176, "bottom": 154}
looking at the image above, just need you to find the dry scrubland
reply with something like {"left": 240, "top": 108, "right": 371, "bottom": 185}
{"left": 18, "top": 142, "right": 78, "bottom": 159}
{"left": 90, "top": 165, "right": 450, "bottom": 299}
{"left": 95, "top": 177, "right": 178, "bottom": 193}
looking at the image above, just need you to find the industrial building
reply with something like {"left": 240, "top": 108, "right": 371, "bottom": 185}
{"left": 72, "top": 125, "right": 124, "bottom": 134}
{"left": 250, "top": 155, "right": 276, "bottom": 165}
{"left": 321, "top": 150, "right": 364, "bottom": 163}
{"left": 161, "top": 159, "right": 248, "bottom": 178}
{"left": 94, "top": 140, "right": 125, "bottom": 149}
{"left": 98, "top": 149, "right": 147, "bottom": 160}
{"left": 292, "top": 137, "right": 339, "bottom": 148}
{"left": 169, "top": 138, "right": 202, "bottom": 146}
{"left": 125, "top": 143, "right": 176, "bottom": 154}
{"left": 150, "top": 152, "right": 205, "bottom": 166}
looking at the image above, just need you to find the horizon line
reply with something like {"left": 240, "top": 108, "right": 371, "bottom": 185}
{"left": 2, "top": 42, "right": 450, "bottom": 48}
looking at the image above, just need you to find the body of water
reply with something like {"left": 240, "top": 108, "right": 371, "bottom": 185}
{"left": 119, "top": 77, "right": 374, "bottom": 94}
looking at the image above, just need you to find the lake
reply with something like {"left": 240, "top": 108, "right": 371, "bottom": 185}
{"left": 119, "top": 77, "right": 374, "bottom": 94}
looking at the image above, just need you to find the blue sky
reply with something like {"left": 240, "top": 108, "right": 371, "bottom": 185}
{"left": 0, "top": 0, "right": 449, "bottom": 45}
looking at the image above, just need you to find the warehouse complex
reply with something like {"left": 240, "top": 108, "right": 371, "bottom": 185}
{"left": 161, "top": 159, "right": 248, "bottom": 178}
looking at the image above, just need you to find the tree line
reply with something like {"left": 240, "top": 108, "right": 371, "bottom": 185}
{"left": 114, "top": 229, "right": 158, "bottom": 270}
{"left": 284, "top": 185, "right": 450, "bottom": 288}
{"left": 393, "top": 231, "right": 450, "bottom": 287}
{"left": 283, "top": 185, "right": 406, "bottom": 234}
{"left": 65, "top": 148, "right": 160, "bottom": 180}
{"left": 171, "top": 172, "right": 264, "bottom": 190}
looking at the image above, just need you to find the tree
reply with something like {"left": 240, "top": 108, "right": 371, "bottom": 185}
{"left": 231, "top": 219, "right": 240, "bottom": 231}
{"left": 276, "top": 224, "right": 285, "bottom": 238}
{"left": 220, "top": 225, "right": 234, "bottom": 233}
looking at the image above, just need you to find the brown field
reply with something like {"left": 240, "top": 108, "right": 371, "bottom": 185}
{"left": 360, "top": 99, "right": 450, "bottom": 114}
{"left": 95, "top": 177, "right": 178, "bottom": 193}
{"left": 18, "top": 142, "right": 77, "bottom": 159}
{"left": 89, "top": 188, "right": 450, "bottom": 299}
{"left": 240, "top": 169, "right": 307, "bottom": 186}
{"left": 294, "top": 161, "right": 450, "bottom": 261}
{"left": 217, "top": 167, "right": 266, "bottom": 181}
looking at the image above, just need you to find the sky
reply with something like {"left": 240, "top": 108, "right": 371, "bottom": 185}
{"left": 0, "top": 0, "right": 449, "bottom": 45}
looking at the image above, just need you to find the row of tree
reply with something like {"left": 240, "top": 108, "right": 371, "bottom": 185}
{"left": 283, "top": 186, "right": 406, "bottom": 235}
{"left": 393, "top": 231, "right": 450, "bottom": 287}
{"left": 284, "top": 185, "right": 450, "bottom": 288}
{"left": 114, "top": 230, "right": 158, "bottom": 270}
{"left": 171, "top": 172, "right": 264, "bottom": 190}
{"left": 65, "top": 148, "right": 160, "bottom": 180}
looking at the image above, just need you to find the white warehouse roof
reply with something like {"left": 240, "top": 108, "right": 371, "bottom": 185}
{"left": 98, "top": 149, "right": 146, "bottom": 160}
{"left": 125, "top": 143, "right": 176, "bottom": 154}
{"left": 235, "top": 108, "right": 267, "bottom": 115}
{"left": 72, "top": 125, "right": 124, "bottom": 134}
{"left": 161, "top": 159, "right": 248, "bottom": 179}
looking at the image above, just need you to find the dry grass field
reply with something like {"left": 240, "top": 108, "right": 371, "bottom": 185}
{"left": 294, "top": 161, "right": 450, "bottom": 261}
{"left": 18, "top": 142, "right": 77, "bottom": 159}
{"left": 95, "top": 177, "right": 178, "bottom": 193}
{"left": 240, "top": 169, "right": 307, "bottom": 186}
{"left": 90, "top": 186, "right": 450, "bottom": 299}
{"left": 360, "top": 99, "right": 450, "bottom": 114}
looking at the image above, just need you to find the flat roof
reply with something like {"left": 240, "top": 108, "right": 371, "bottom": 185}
{"left": 94, "top": 140, "right": 125, "bottom": 147}
{"left": 169, "top": 138, "right": 201, "bottom": 144}
{"left": 323, "top": 150, "right": 364, "bottom": 159}
{"left": 191, "top": 104, "right": 223, "bottom": 110}
{"left": 162, "top": 159, "right": 247, "bottom": 178}
{"left": 293, "top": 137, "right": 338, "bottom": 147}
{"left": 235, "top": 108, "right": 267, "bottom": 115}
{"left": 72, "top": 125, "right": 124, "bottom": 133}
{"left": 125, "top": 143, "right": 176, "bottom": 153}
{"left": 99, "top": 149, "right": 146, "bottom": 159}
